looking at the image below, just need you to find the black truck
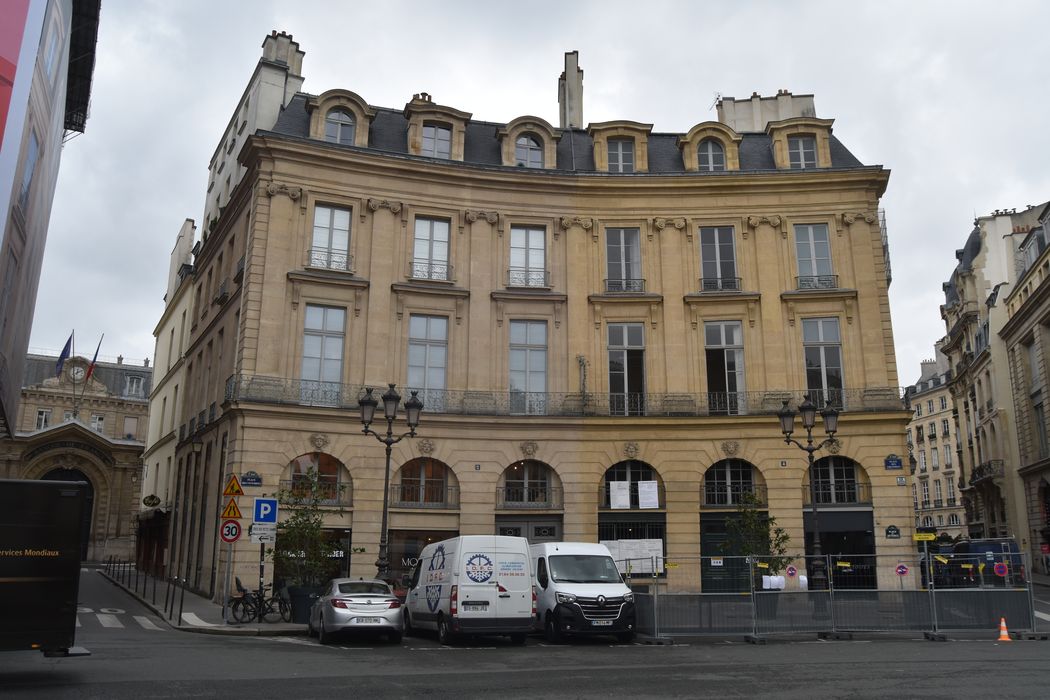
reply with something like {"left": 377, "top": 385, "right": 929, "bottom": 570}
{"left": 0, "top": 478, "right": 88, "bottom": 656}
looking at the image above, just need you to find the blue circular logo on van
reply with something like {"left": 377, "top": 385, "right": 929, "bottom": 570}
{"left": 465, "top": 554, "right": 494, "bottom": 583}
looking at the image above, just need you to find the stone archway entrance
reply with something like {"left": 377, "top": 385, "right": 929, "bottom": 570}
{"left": 42, "top": 468, "right": 94, "bottom": 559}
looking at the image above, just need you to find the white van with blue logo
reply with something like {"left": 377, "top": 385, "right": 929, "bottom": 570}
{"left": 404, "top": 535, "right": 534, "bottom": 645}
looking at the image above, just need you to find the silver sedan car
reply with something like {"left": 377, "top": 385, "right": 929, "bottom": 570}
{"left": 308, "top": 578, "right": 404, "bottom": 644}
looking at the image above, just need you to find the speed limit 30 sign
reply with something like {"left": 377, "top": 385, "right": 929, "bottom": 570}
{"left": 220, "top": 519, "right": 242, "bottom": 544}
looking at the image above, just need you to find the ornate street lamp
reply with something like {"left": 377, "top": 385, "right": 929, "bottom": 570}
{"left": 778, "top": 395, "right": 839, "bottom": 591}
{"left": 358, "top": 384, "right": 423, "bottom": 580}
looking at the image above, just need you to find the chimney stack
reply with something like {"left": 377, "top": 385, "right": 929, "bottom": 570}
{"left": 558, "top": 51, "right": 583, "bottom": 129}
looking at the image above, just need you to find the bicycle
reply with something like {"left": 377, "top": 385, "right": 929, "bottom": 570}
{"left": 235, "top": 579, "right": 291, "bottom": 623}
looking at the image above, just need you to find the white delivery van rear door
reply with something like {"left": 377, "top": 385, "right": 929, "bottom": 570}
{"left": 493, "top": 549, "right": 532, "bottom": 620}
{"left": 457, "top": 545, "right": 499, "bottom": 622}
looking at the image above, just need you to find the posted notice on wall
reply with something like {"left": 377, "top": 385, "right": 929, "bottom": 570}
{"left": 601, "top": 538, "right": 664, "bottom": 574}
{"left": 609, "top": 481, "right": 631, "bottom": 509}
{"left": 637, "top": 480, "right": 659, "bottom": 509}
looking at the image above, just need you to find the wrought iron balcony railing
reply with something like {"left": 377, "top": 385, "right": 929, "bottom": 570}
{"left": 796, "top": 274, "right": 839, "bottom": 290}
{"left": 969, "top": 460, "right": 1004, "bottom": 486}
{"left": 946, "top": 497, "right": 957, "bottom": 506}
{"left": 390, "top": 483, "right": 459, "bottom": 509}
{"left": 308, "top": 247, "right": 353, "bottom": 272}
{"left": 278, "top": 479, "right": 352, "bottom": 507}
{"left": 699, "top": 277, "right": 742, "bottom": 292}
{"left": 410, "top": 259, "right": 452, "bottom": 281}
{"left": 604, "top": 278, "right": 646, "bottom": 293}
{"left": 224, "top": 375, "right": 905, "bottom": 417}
{"left": 933, "top": 499, "right": 943, "bottom": 508}
{"left": 495, "top": 486, "right": 563, "bottom": 509}
{"left": 702, "top": 483, "right": 768, "bottom": 507}
{"left": 507, "top": 268, "right": 550, "bottom": 288}
{"left": 801, "top": 481, "right": 872, "bottom": 506}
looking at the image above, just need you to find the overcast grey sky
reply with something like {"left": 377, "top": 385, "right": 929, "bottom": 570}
{"left": 29, "top": 0, "right": 1050, "bottom": 385}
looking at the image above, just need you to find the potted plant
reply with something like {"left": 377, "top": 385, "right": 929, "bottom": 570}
{"left": 722, "top": 492, "right": 791, "bottom": 617}
{"left": 269, "top": 467, "right": 344, "bottom": 623}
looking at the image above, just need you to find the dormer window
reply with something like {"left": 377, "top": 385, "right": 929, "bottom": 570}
{"left": 324, "top": 109, "right": 356, "bottom": 145}
{"left": 788, "top": 135, "right": 817, "bottom": 169}
{"left": 608, "top": 138, "right": 635, "bottom": 173}
{"left": 698, "top": 139, "right": 725, "bottom": 172}
{"left": 422, "top": 123, "right": 452, "bottom": 159}
{"left": 515, "top": 135, "right": 543, "bottom": 168}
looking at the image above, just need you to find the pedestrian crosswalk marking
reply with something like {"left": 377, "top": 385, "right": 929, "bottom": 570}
{"left": 1035, "top": 611, "right": 1050, "bottom": 622}
{"left": 134, "top": 615, "right": 165, "bottom": 630}
{"left": 180, "top": 612, "right": 217, "bottom": 627}
{"left": 97, "top": 614, "right": 123, "bottom": 628}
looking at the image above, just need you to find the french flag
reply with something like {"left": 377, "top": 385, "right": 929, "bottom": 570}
{"left": 84, "top": 334, "right": 104, "bottom": 383}
{"left": 55, "top": 332, "right": 73, "bottom": 376}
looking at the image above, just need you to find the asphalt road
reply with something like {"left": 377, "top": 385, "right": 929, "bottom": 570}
{"left": 0, "top": 571, "right": 1047, "bottom": 699}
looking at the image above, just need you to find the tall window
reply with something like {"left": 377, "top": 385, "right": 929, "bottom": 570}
{"left": 940, "top": 396, "right": 948, "bottom": 410}
{"left": 916, "top": 404, "right": 923, "bottom": 417}
{"left": 794, "top": 224, "right": 834, "bottom": 288}
{"left": 608, "top": 323, "right": 645, "bottom": 416}
{"left": 928, "top": 422, "right": 936, "bottom": 440}
{"left": 943, "top": 445, "right": 952, "bottom": 468}
{"left": 919, "top": 450, "right": 927, "bottom": 472}
{"left": 927, "top": 400, "right": 935, "bottom": 414}
{"left": 802, "top": 317, "right": 843, "bottom": 407}
{"left": 788, "top": 135, "right": 817, "bottom": 169}
{"left": 948, "top": 513, "right": 961, "bottom": 526}
{"left": 930, "top": 447, "right": 940, "bottom": 470}
{"left": 602, "top": 461, "right": 659, "bottom": 508}
{"left": 700, "top": 226, "right": 738, "bottom": 291}
{"left": 324, "top": 109, "right": 356, "bottom": 145}
{"left": 311, "top": 206, "right": 352, "bottom": 271}
{"left": 91, "top": 414, "right": 105, "bottom": 433}
{"left": 502, "top": 460, "right": 552, "bottom": 505}
{"left": 703, "top": 460, "right": 756, "bottom": 505}
{"left": 810, "top": 458, "right": 860, "bottom": 504}
{"left": 921, "top": 480, "right": 930, "bottom": 506}
{"left": 408, "top": 315, "right": 448, "bottom": 409}
{"left": 125, "top": 375, "right": 144, "bottom": 397}
{"left": 608, "top": 138, "right": 635, "bottom": 173}
{"left": 509, "top": 226, "right": 546, "bottom": 287}
{"left": 697, "top": 139, "right": 725, "bottom": 172}
{"left": 606, "top": 228, "right": 643, "bottom": 292}
{"left": 941, "top": 418, "right": 950, "bottom": 437}
{"left": 912, "top": 483, "right": 918, "bottom": 508}
{"left": 288, "top": 453, "right": 346, "bottom": 505}
{"left": 934, "top": 479, "right": 943, "bottom": 504}
{"left": 301, "top": 305, "right": 345, "bottom": 406}
{"left": 18, "top": 131, "right": 39, "bottom": 210}
{"left": 397, "top": 458, "right": 452, "bottom": 506}
{"left": 422, "top": 123, "right": 451, "bottom": 158}
{"left": 509, "top": 320, "right": 547, "bottom": 415}
{"left": 705, "top": 321, "right": 745, "bottom": 415}
{"left": 515, "top": 134, "right": 543, "bottom": 168}
{"left": 123, "top": 416, "right": 139, "bottom": 438}
{"left": 412, "top": 217, "right": 450, "bottom": 280}
{"left": 36, "top": 409, "right": 51, "bottom": 430}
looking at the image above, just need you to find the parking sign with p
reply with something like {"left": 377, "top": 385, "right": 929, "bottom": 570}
{"left": 254, "top": 497, "right": 278, "bottom": 524}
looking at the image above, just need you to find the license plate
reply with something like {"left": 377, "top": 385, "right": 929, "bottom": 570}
{"left": 462, "top": 601, "right": 488, "bottom": 608}
{"left": 591, "top": 620, "right": 613, "bottom": 626}
{"left": 356, "top": 617, "right": 382, "bottom": 624}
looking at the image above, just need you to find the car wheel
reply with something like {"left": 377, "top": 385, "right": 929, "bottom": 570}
{"left": 437, "top": 615, "right": 454, "bottom": 645}
{"left": 404, "top": 609, "right": 416, "bottom": 637}
{"left": 307, "top": 613, "right": 316, "bottom": 638}
{"left": 616, "top": 631, "right": 635, "bottom": 643}
{"left": 510, "top": 633, "right": 526, "bottom": 646}
{"left": 318, "top": 616, "right": 330, "bottom": 645}
{"left": 544, "top": 614, "right": 562, "bottom": 643}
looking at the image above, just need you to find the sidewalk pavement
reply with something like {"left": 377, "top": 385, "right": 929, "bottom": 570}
{"left": 96, "top": 562, "right": 308, "bottom": 637}
{"left": 1032, "top": 570, "right": 1050, "bottom": 589}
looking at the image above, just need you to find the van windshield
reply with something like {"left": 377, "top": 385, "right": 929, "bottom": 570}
{"left": 549, "top": 554, "right": 621, "bottom": 583}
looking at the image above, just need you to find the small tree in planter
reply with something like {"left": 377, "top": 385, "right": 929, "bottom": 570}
{"left": 722, "top": 491, "right": 791, "bottom": 594}
{"left": 269, "top": 467, "right": 344, "bottom": 622}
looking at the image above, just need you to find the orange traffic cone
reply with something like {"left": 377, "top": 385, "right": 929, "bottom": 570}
{"left": 997, "top": 617, "right": 1012, "bottom": 642}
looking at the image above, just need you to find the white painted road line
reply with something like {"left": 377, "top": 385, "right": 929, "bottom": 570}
{"left": 180, "top": 612, "right": 218, "bottom": 627}
{"left": 1035, "top": 611, "right": 1050, "bottom": 622}
{"left": 96, "top": 614, "right": 123, "bottom": 628}
{"left": 75, "top": 616, "right": 81, "bottom": 627}
{"left": 134, "top": 615, "right": 165, "bottom": 631}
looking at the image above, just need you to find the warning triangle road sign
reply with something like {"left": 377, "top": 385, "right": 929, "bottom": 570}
{"left": 222, "top": 474, "right": 244, "bottom": 497}
{"left": 220, "top": 497, "right": 243, "bottom": 519}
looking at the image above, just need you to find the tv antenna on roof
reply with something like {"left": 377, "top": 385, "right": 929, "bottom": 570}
{"left": 708, "top": 92, "right": 722, "bottom": 111}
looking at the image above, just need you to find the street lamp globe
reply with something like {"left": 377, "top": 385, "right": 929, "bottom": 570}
{"left": 798, "top": 395, "right": 818, "bottom": 430}
{"left": 404, "top": 391, "right": 423, "bottom": 431}
{"left": 381, "top": 383, "right": 401, "bottom": 420}
{"left": 778, "top": 400, "right": 796, "bottom": 437}
{"left": 358, "top": 387, "right": 378, "bottom": 427}
{"left": 821, "top": 402, "right": 839, "bottom": 435}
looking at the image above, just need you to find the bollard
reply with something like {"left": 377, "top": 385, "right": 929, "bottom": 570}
{"left": 134, "top": 565, "right": 139, "bottom": 593}
{"left": 165, "top": 577, "right": 175, "bottom": 620}
{"left": 178, "top": 577, "right": 187, "bottom": 627}
{"left": 152, "top": 569, "right": 158, "bottom": 606}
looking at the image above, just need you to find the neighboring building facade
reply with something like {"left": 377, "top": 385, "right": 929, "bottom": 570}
{"left": 1000, "top": 202, "right": 1050, "bottom": 574}
{"left": 0, "top": 0, "right": 98, "bottom": 439}
{"left": 137, "top": 218, "right": 196, "bottom": 577}
{"left": 166, "top": 36, "right": 910, "bottom": 602}
{"left": 0, "top": 352, "right": 151, "bottom": 560}
{"left": 941, "top": 204, "right": 1046, "bottom": 549}
{"left": 903, "top": 345, "right": 965, "bottom": 539}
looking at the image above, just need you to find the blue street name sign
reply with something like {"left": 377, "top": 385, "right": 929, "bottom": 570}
{"left": 254, "top": 497, "right": 278, "bottom": 524}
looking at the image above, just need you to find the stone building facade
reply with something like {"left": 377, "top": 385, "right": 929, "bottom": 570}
{"left": 0, "top": 351, "right": 150, "bottom": 560}
{"left": 162, "top": 35, "right": 911, "bottom": 600}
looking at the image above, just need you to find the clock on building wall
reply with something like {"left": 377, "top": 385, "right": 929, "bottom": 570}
{"left": 69, "top": 366, "right": 85, "bottom": 381}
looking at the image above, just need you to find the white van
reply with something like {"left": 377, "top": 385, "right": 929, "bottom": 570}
{"left": 405, "top": 535, "right": 534, "bottom": 644}
{"left": 531, "top": 542, "right": 636, "bottom": 642}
